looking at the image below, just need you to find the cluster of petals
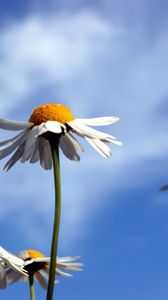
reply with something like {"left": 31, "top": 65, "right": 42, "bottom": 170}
{"left": 0, "top": 247, "right": 82, "bottom": 289}
{"left": 0, "top": 104, "right": 121, "bottom": 170}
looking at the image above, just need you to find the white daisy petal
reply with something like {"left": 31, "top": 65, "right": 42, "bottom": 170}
{"left": 39, "top": 121, "right": 64, "bottom": 135}
{"left": 0, "top": 247, "right": 27, "bottom": 276}
{"left": 35, "top": 272, "right": 48, "bottom": 290}
{"left": 0, "top": 265, "right": 7, "bottom": 289}
{"left": 0, "top": 106, "right": 121, "bottom": 168}
{"left": 0, "top": 130, "right": 29, "bottom": 161}
{"left": 39, "top": 269, "right": 49, "bottom": 278}
{"left": 73, "top": 116, "right": 119, "bottom": 126}
{"left": 33, "top": 256, "right": 81, "bottom": 265}
{"left": 29, "top": 121, "right": 61, "bottom": 137}
{"left": 21, "top": 127, "right": 40, "bottom": 162}
{"left": 32, "top": 123, "right": 48, "bottom": 136}
{"left": 4, "top": 142, "right": 26, "bottom": 172}
{"left": 45, "top": 264, "right": 77, "bottom": 278}
{"left": 32, "top": 255, "right": 83, "bottom": 274}
{"left": 59, "top": 135, "right": 80, "bottom": 161}
{"left": 105, "top": 139, "right": 122, "bottom": 146}
{"left": 68, "top": 120, "right": 116, "bottom": 142}
{"left": 56, "top": 269, "right": 73, "bottom": 277}
{"left": 38, "top": 137, "right": 52, "bottom": 170}
{"left": 20, "top": 275, "right": 28, "bottom": 282}
{"left": 40, "top": 268, "right": 59, "bottom": 284}
{"left": 0, "top": 119, "right": 32, "bottom": 131}
{"left": 33, "top": 258, "right": 50, "bottom": 263}
{"left": 57, "top": 256, "right": 81, "bottom": 263}
{"left": 17, "top": 250, "right": 28, "bottom": 261}
{"left": 5, "top": 260, "right": 26, "bottom": 276}
{"left": 6, "top": 269, "right": 23, "bottom": 286}
{"left": 56, "top": 263, "right": 83, "bottom": 271}
{"left": 66, "top": 133, "right": 84, "bottom": 153}
{"left": 0, "top": 131, "right": 27, "bottom": 147}
{"left": 85, "top": 137, "right": 112, "bottom": 158}
{"left": 30, "top": 139, "right": 40, "bottom": 164}
{"left": 21, "top": 122, "right": 63, "bottom": 164}
{"left": 56, "top": 257, "right": 83, "bottom": 271}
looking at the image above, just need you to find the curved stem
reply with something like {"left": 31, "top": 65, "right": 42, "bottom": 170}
{"left": 46, "top": 137, "right": 61, "bottom": 300}
{"left": 29, "top": 274, "right": 35, "bottom": 300}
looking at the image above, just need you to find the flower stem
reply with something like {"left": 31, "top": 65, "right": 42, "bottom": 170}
{"left": 29, "top": 274, "right": 35, "bottom": 300}
{"left": 47, "top": 136, "right": 61, "bottom": 300}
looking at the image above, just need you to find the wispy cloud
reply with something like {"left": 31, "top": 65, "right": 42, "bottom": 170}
{"left": 0, "top": 11, "right": 114, "bottom": 115}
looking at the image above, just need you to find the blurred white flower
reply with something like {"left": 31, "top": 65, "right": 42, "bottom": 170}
{"left": 160, "top": 184, "right": 168, "bottom": 192}
{"left": 0, "top": 103, "right": 121, "bottom": 170}
{"left": 0, "top": 246, "right": 27, "bottom": 289}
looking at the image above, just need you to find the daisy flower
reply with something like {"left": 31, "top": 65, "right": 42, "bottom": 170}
{"left": 0, "top": 248, "right": 82, "bottom": 289}
{"left": 0, "top": 246, "right": 28, "bottom": 289}
{"left": 0, "top": 103, "right": 121, "bottom": 171}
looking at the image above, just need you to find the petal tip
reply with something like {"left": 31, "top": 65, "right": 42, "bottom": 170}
{"left": 73, "top": 156, "right": 80, "bottom": 162}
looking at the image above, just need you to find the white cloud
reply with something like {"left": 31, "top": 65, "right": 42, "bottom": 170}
{"left": 0, "top": 11, "right": 115, "bottom": 116}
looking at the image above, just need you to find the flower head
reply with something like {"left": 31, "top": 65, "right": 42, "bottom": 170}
{"left": 0, "top": 247, "right": 83, "bottom": 289}
{"left": 29, "top": 104, "right": 75, "bottom": 125}
{"left": 0, "top": 103, "right": 121, "bottom": 170}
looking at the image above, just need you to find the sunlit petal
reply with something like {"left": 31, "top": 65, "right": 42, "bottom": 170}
{"left": 69, "top": 120, "right": 117, "bottom": 142}
{"left": 73, "top": 116, "right": 119, "bottom": 126}
{"left": 0, "top": 247, "right": 26, "bottom": 276}
{"left": 43, "top": 121, "right": 65, "bottom": 134}
{"left": 56, "top": 269, "right": 73, "bottom": 277}
{"left": 85, "top": 137, "right": 112, "bottom": 158}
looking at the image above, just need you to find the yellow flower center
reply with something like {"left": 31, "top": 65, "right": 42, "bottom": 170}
{"left": 27, "top": 250, "right": 45, "bottom": 259}
{"left": 29, "top": 104, "right": 75, "bottom": 125}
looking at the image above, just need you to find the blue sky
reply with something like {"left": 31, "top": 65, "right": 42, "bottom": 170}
{"left": 0, "top": 0, "right": 168, "bottom": 299}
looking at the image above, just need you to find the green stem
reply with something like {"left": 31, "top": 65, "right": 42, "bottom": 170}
{"left": 29, "top": 274, "right": 35, "bottom": 300}
{"left": 46, "top": 137, "right": 61, "bottom": 300}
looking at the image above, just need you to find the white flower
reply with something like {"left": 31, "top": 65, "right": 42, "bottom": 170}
{"left": 0, "top": 246, "right": 28, "bottom": 289}
{"left": 0, "top": 104, "right": 121, "bottom": 170}
{"left": 18, "top": 249, "right": 83, "bottom": 289}
{"left": 0, "top": 248, "right": 83, "bottom": 289}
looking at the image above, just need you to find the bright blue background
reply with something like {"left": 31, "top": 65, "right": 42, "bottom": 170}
{"left": 0, "top": 0, "right": 168, "bottom": 299}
